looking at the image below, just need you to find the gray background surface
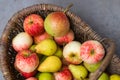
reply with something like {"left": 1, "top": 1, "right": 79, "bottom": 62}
{"left": 0, "top": 0, "right": 120, "bottom": 79}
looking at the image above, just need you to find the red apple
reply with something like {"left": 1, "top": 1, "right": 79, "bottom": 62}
{"left": 34, "top": 31, "right": 53, "bottom": 44}
{"left": 25, "top": 77, "right": 38, "bottom": 80}
{"left": 44, "top": 12, "right": 70, "bottom": 37}
{"left": 63, "top": 41, "right": 82, "bottom": 64}
{"left": 54, "top": 67, "right": 72, "bottom": 80}
{"left": 21, "top": 71, "right": 37, "bottom": 79}
{"left": 12, "top": 32, "right": 33, "bottom": 52}
{"left": 54, "top": 30, "right": 74, "bottom": 45}
{"left": 14, "top": 50, "right": 39, "bottom": 78}
{"left": 23, "top": 14, "right": 44, "bottom": 36}
{"left": 80, "top": 40, "right": 105, "bottom": 64}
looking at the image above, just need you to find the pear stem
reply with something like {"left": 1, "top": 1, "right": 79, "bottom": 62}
{"left": 63, "top": 3, "right": 73, "bottom": 13}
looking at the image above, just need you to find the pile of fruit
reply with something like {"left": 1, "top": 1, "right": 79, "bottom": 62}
{"left": 12, "top": 11, "right": 120, "bottom": 80}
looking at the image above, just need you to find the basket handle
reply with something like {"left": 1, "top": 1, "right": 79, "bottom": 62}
{"left": 89, "top": 38, "right": 116, "bottom": 80}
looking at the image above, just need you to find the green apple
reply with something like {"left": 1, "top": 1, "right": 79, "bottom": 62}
{"left": 68, "top": 64, "right": 88, "bottom": 79}
{"left": 83, "top": 61, "right": 101, "bottom": 72}
{"left": 54, "top": 46, "right": 63, "bottom": 58}
{"left": 37, "top": 56, "right": 62, "bottom": 72}
{"left": 35, "top": 39, "right": 57, "bottom": 56}
{"left": 110, "top": 74, "right": 120, "bottom": 80}
{"left": 98, "top": 72, "right": 109, "bottom": 80}
{"left": 36, "top": 72, "right": 54, "bottom": 80}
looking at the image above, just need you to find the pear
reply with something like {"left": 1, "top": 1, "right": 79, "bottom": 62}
{"left": 98, "top": 72, "right": 109, "bottom": 80}
{"left": 68, "top": 64, "right": 88, "bottom": 80}
{"left": 35, "top": 39, "right": 57, "bottom": 56}
{"left": 38, "top": 56, "right": 62, "bottom": 72}
{"left": 44, "top": 12, "right": 70, "bottom": 37}
{"left": 36, "top": 72, "right": 54, "bottom": 80}
{"left": 54, "top": 46, "right": 63, "bottom": 58}
{"left": 83, "top": 61, "right": 102, "bottom": 73}
{"left": 29, "top": 44, "right": 36, "bottom": 52}
{"left": 110, "top": 74, "right": 120, "bottom": 80}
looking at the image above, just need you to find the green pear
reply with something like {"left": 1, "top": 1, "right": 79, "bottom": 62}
{"left": 29, "top": 44, "right": 36, "bottom": 52}
{"left": 83, "top": 61, "right": 101, "bottom": 72}
{"left": 68, "top": 64, "right": 88, "bottom": 80}
{"left": 54, "top": 46, "right": 63, "bottom": 58}
{"left": 38, "top": 56, "right": 62, "bottom": 72}
{"left": 36, "top": 72, "right": 54, "bottom": 80}
{"left": 35, "top": 39, "right": 57, "bottom": 56}
{"left": 98, "top": 72, "right": 109, "bottom": 80}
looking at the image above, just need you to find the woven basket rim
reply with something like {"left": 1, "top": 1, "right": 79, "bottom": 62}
{"left": 0, "top": 4, "right": 116, "bottom": 80}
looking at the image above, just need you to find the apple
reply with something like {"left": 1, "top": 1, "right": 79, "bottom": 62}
{"left": 34, "top": 31, "right": 53, "bottom": 44}
{"left": 12, "top": 32, "right": 33, "bottom": 52}
{"left": 68, "top": 64, "right": 88, "bottom": 80}
{"left": 23, "top": 14, "right": 44, "bottom": 36}
{"left": 14, "top": 50, "right": 39, "bottom": 78}
{"left": 63, "top": 41, "right": 82, "bottom": 64}
{"left": 80, "top": 40, "right": 105, "bottom": 64}
{"left": 44, "top": 12, "right": 70, "bottom": 37}
{"left": 25, "top": 77, "right": 38, "bottom": 80}
{"left": 21, "top": 71, "right": 37, "bottom": 79}
{"left": 54, "top": 67, "right": 72, "bottom": 80}
{"left": 54, "top": 30, "right": 74, "bottom": 45}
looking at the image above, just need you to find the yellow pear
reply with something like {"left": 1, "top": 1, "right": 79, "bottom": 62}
{"left": 110, "top": 74, "right": 120, "bottom": 80}
{"left": 35, "top": 39, "right": 57, "bottom": 56}
{"left": 38, "top": 56, "right": 62, "bottom": 72}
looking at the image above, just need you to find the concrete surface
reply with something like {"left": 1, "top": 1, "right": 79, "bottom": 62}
{"left": 0, "top": 0, "right": 120, "bottom": 79}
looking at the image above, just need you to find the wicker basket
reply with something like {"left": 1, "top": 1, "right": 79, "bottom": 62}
{"left": 0, "top": 4, "right": 118, "bottom": 80}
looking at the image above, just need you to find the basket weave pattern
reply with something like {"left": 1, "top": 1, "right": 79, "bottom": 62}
{"left": 0, "top": 4, "right": 117, "bottom": 80}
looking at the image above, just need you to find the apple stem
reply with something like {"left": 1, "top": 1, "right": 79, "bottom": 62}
{"left": 29, "top": 17, "right": 33, "bottom": 24}
{"left": 91, "top": 49, "right": 95, "bottom": 55}
{"left": 63, "top": 3, "right": 73, "bottom": 13}
{"left": 29, "top": 20, "right": 33, "bottom": 24}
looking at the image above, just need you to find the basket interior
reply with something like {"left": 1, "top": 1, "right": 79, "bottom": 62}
{"left": 0, "top": 4, "right": 116, "bottom": 80}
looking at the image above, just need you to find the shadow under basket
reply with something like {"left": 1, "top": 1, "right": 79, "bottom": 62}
{"left": 0, "top": 4, "right": 119, "bottom": 80}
